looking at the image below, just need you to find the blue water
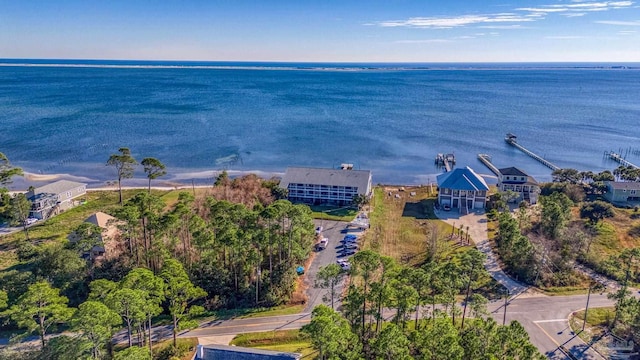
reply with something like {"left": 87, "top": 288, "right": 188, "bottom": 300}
{"left": 1, "top": 59, "right": 640, "bottom": 187}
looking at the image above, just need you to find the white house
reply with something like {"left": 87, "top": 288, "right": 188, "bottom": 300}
{"left": 497, "top": 167, "right": 540, "bottom": 204}
{"left": 279, "top": 166, "right": 372, "bottom": 206}
{"left": 437, "top": 167, "right": 489, "bottom": 212}
{"left": 27, "top": 180, "right": 87, "bottom": 219}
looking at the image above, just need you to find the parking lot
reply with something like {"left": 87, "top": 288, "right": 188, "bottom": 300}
{"left": 303, "top": 219, "right": 357, "bottom": 311}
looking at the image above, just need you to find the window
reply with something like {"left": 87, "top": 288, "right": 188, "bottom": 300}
{"left": 66, "top": 191, "right": 72, "bottom": 198}
{"left": 521, "top": 177, "right": 525, "bottom": 181}
{"left": 505, "top": 176, "right": 510, "bottom": 180}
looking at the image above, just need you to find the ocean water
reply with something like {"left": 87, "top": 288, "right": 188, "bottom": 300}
{"left": 1, "top": 60, "right": 640, "bottom": 188}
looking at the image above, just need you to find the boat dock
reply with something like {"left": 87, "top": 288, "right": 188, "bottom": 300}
{"left": 606, "top": 151, "right": 640, "bottom": 169}
{"left": 435, "top": 153, "right": 456, "bottom": 172}
{"left": 477, "top": 154, "right": 501, "bottom": 177}
{"left": 505, "top": 133, "right": 560, "bottom": 171}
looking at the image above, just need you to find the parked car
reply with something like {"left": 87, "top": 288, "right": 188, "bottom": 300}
{"left": 340, "top": 237, "right": 358, "bottom": 244}
{"left": 338, "top": 249, "right": 356, "bottom": 257}
{"left": 443, "top": 204, "right": 451, "bottom": 211}
{"left": 25, "top": 218, "right": 39, "bottom": 225}
{"left": 343, "top": 243, "right": 359, "bottom": 250}
{"left": 315, "top": 237, "right": 329, "bottom": 250}
{"left": 344, "top": 234, "right": 357, "bottom": 240}
{"left": 315, "top": 226, "right": 323, "bottom": 235}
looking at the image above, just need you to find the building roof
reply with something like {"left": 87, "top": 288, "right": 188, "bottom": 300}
{"left": 32, "top": 180, "right": 86, "bottom": 196}
{"left": 607, "top": 181, "right": 640, "bottom": 191}
{"left": 499, "top": 167, "right": 538, "bottom": 185}
{"left": 85, "top": 212, "right": 116, "bottom": 228}
{"left": 437, "top": 167, "right": 489, "bottom": 191}
{"left": 279, "top": 167, "right": 371, "bottom": 195}
{"left": 197, "top": 344, "right": 301, "bottom": 360}
{"left": 499, "top": 167, "right": 528, "bottom": 177}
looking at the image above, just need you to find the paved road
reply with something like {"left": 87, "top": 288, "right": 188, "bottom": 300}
{"left": 436, "top": 209, "right": 607, "bottom": 359}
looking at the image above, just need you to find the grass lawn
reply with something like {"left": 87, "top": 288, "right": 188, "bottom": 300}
{"left": 310, "top": 205, "right": 358, "bottom": 222}
{"left": 569, "top": 307, "right": 614, "bottom": 343}
{"left": 151, "top": 337, "right": 198, "bottom": 360}
{"left": 362, "top": 186, "right": 472, "bottom": 267}
{"left": 231, "top": 329, "right": 315, "bottom": 358}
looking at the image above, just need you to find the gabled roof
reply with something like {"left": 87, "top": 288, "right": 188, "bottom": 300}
{"left": 499, "top": 167, "right": 538, "bottom": 185}
{"left": 437, "top": 167, "right": 489, "bottom": 191}
{"left": 499, "top": 167, "right": 529, "bottom": 177}
{"left": 607, "top": 181, "right": 640, "bottom": 191}
{"left": 32, "top": 180, "right": 86, "bottom": 196}
{"left": 279, "top": 167, "right": 371, "bottom": 195}
{"left": 85, "top": 212, "right": 116, "bottom": 228}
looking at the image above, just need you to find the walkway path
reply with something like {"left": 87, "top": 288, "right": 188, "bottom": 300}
{"left": 434, "top": 208, "right": 529, "bottom": 296}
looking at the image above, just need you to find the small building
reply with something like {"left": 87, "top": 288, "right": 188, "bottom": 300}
{"left": 279, "top": 166, "right": 372, "bottom": 206}
{"left": 84, "top": 212, "right": 120, "bottom": 260}
{"left": 27, "top": 180, "right": 87, "bottom": 219}
{"left": 497, "top": 167, "right": 540, "bottom": 204}
{"left": 437, "top": 166, "right": 489, "bottom": 211}
{"left": 195, "top": 344, "right": 301, "bottom": 360}
{"left": 603, "top": 181, "right": 640, "bottom": 205}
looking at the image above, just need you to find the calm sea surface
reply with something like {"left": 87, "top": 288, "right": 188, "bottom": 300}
{"left": 1, "top": 60, "right": 640, "bottom": 187}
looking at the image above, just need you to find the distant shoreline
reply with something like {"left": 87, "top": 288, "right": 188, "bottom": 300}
{"left": 1, "top": 60, "right": 639, "bottom": 71}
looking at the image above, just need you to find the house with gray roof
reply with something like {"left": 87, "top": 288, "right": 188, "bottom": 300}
{"left": 195, "top": 344, "right": 301, "bottom": 360}
{"left": 497, "top": 167, "right": 540, "bottom": 204}
{"left": 26, "top": 180, "right": 87, "bottom": 219}
{"left": 603, "top": 181, "right": 640, "bottom": 205}
{"left": 437, "top": 166, "right": 489, "bottom": 212}
{"left": 279, "top": 167, "right": 372, "bottom": 206}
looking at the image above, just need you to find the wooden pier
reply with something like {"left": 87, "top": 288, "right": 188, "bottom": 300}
{"left": 435, "top": 153, "right": 456, "bottom": 172}
{"left": 606, "top": 151, "right": 640, "bottom": 169}
{"left": 505, "top": 133, "right": 560, "bottom": 171}
{"left": 477, "top": 154, "right": 501, "bottom": 177}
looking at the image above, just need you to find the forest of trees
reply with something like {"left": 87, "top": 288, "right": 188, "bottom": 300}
{"left": 0, "top": 151, "right": 317, "bottom": 359}
{"left": 304, "top": 249, "right": 545, "bottom": 359}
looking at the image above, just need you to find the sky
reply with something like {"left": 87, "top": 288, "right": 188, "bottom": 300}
{"left": 1, "top": 0, "right": 639, "bottom": 62}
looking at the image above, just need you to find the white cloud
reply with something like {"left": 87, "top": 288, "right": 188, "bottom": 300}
{"left": 477, "top": 25, "right": 527, "bottom": 29}
{"left": 395, "top": 39, "right": 452, "bottom": 44}
{"left": 545, "top": 35, "right": 586, "bottom": 38}
{"left": 618, "top": 30, "right": 638, "bottom": 33}
{"left": 595, "top": 20, "right": 640, "bottom": 25}
{"left": 517, "top": 1, "right": 633, "bottom": 14}
{"left": 376, "top": 13, "right": 536, "bottom": 29}
{"left": 562, "top": 12, "right": 588, "bottom": 17}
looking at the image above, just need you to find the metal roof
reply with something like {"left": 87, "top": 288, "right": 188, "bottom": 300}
{"left": 32, "top": 180, "right": 86, "bottom": 196}
{"left": 437, "top": 167, "right": 489, "bottom": 191}
{"left": 279, "top": 167, "right": 371, "bottom": 195}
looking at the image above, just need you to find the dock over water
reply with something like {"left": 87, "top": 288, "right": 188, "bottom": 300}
{"left": 505, "top": 133, "right": 560, "bottom": 171}
{"left": 435, "top": 153, "right": 456, "bottom": 172}
{"left": 477, "top": 154, "right": 501, "bottom": 177}
{"left": 606, "top": 151, "right": 640, "bottom": 169}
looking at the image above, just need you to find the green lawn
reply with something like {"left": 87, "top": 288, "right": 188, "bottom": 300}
{"left": 310, "top": 205, "right": 358, "bottom": 221}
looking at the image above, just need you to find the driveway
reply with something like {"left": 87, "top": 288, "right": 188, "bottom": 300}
{"left": 435, "top": 207, "right": 529, "bottom": 296}
{"left": 303, "top": 219, "right": 350, "bottom": 312}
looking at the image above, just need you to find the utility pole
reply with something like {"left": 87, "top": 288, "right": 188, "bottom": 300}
{"left": 503, "top": 290, "right": 509, "bottom": 326}
{"left": 582, "top": 284, "right": 592, "bottom": 331}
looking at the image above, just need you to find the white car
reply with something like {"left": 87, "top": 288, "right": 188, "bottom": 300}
{"left": 25, "top": 218, "right": 39, "bottom": 225}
